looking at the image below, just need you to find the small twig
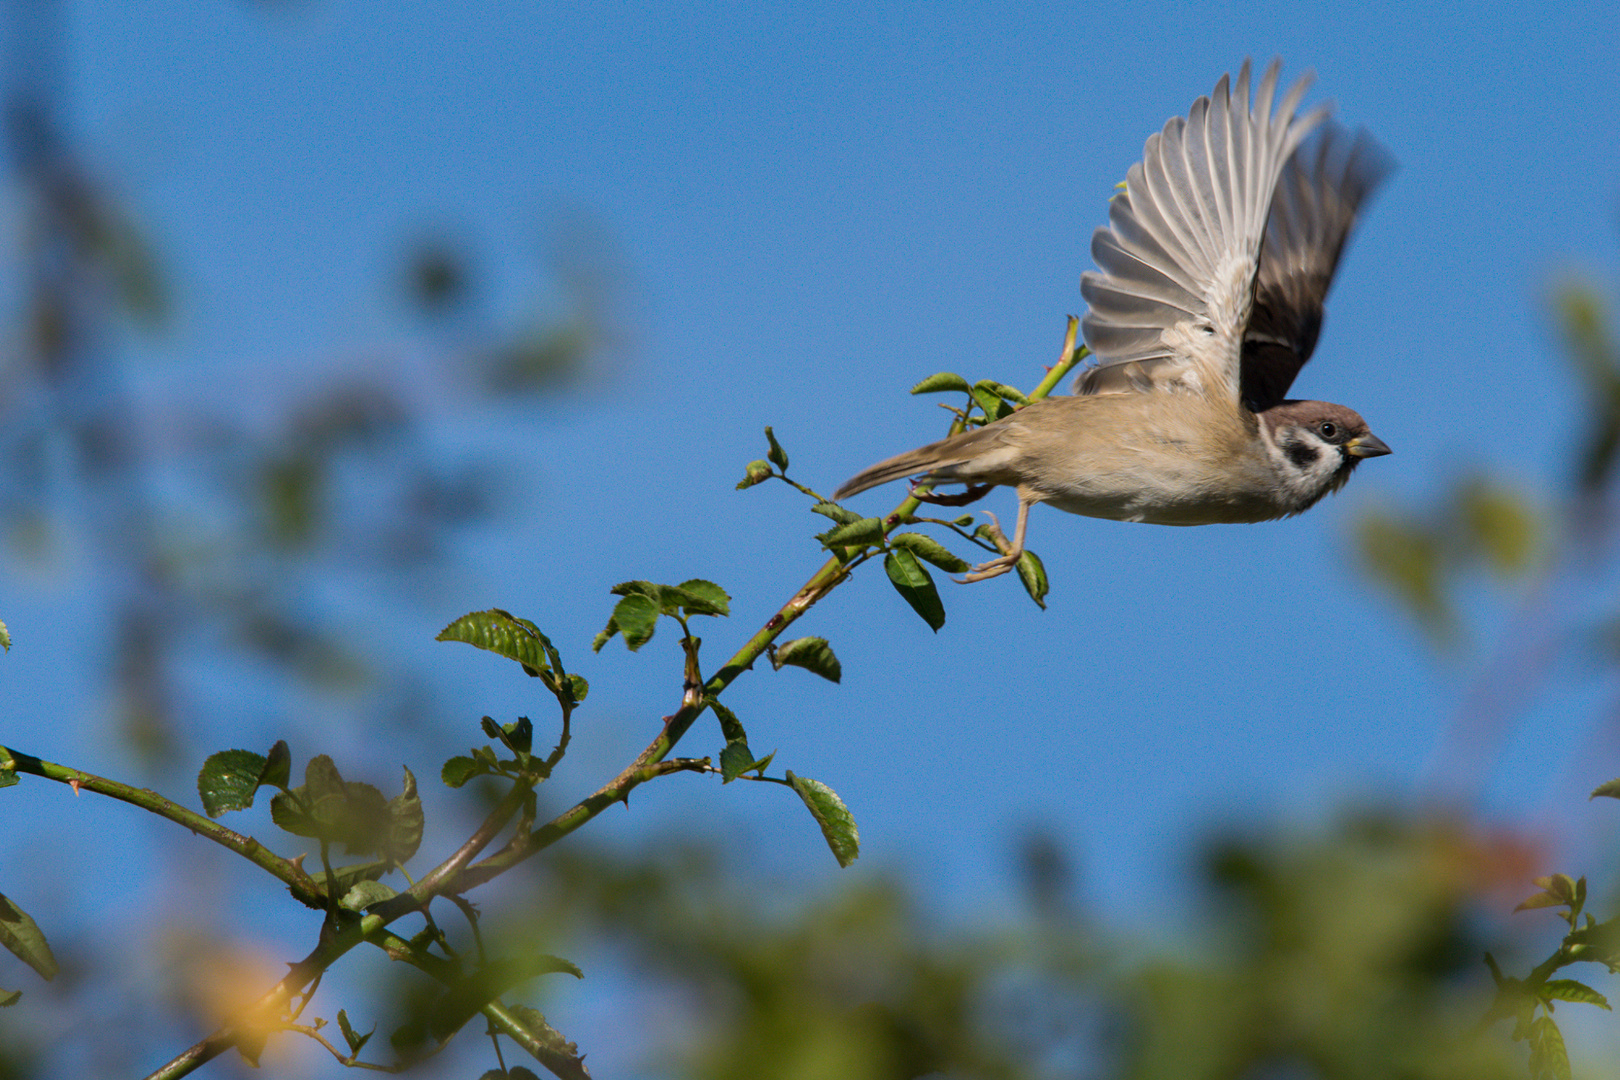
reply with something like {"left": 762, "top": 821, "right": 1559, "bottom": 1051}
{"left": 285, "top": 1023, "right": 404, "bottom": 1072}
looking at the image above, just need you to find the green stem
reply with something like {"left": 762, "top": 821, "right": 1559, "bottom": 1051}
{"left": 0, "top": 746, "right": 323, "bottom": 906}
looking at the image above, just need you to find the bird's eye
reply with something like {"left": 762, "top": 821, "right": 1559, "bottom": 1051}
{"left": 1318, "top": 421, "right": 1338, "bottom": 440}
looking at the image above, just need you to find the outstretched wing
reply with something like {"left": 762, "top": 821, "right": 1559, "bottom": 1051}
{"left": 1241, "top": 123, "right": 1394, "bottom": 410}
{"left": 1075, "top": 60, "right": 1326, "bottom": 403}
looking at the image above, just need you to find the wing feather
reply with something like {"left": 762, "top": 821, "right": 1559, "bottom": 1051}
{"left": 1077, "top": 59, "right": 1328, "bottom": 400}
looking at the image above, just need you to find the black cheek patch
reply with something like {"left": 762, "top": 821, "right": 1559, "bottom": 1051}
{"left": 1285, "top": 442, "right": 1320, "bottom": 470}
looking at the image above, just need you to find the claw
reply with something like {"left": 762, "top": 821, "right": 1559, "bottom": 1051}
{"left": 909, "top": 480, "right": 994, "bottom": 507}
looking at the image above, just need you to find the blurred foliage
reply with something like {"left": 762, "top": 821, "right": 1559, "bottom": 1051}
{"left": 468, "top": 814, "right": 1524, "bottom": 1080}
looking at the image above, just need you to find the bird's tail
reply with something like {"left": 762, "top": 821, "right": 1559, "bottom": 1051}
{"left": 833, "top": 435, "right": 978, "bottom": 501}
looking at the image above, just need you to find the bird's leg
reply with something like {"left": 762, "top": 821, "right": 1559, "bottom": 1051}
{"left": 957, "top": 496, "right": 1032, "bottom": 584}
{"left": 910, "top": 481, "right": 994, "bottom": 507}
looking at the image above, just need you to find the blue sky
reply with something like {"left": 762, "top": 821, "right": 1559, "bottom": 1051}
{"left": 7, "top": 0, "right": 1620, "bottom": 1074}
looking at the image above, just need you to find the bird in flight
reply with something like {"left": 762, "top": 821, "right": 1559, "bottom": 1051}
{"left": 834, "top": 60, "right": 1393, "bottom": 583}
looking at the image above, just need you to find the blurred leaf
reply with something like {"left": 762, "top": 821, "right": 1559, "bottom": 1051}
{"left": 1357, "top": 511, "right": 1453, "bottom": 642}
{"left": 422, "top": 956, "right": 584, "bottom": 1042}
{"left": 0, "top": 893, "right": 57, "bottom": 981}
{"left": 771, "top": 636, "right": 842, "bottom": 683}
{"left": 337, "top": 1009, "right": 374, "bottom": 1055}
{"left": 383, "top": 767, "right": 423, "bottom": 864}
{"left": 485, "top": 320, "right": 593, "bottom": 395}
{"left": 1459, "top": 479, "right": 1539, "bottom": 578}
{"left": 1590, "top": 778, "right": 1620, "bottom": 800}
{"left": 736, "top": 459, "right": 774, "bottom": 489}
{"left": 1541, "top": 979, "right": 1610, "bottom": 1010}
{"left": 340, "top": 879, "right": 398, "bottom": 912}
{"left": 441, "top": 755, "right": 489, "bottom": 788}
{"left": 889, "top": 531, "right": 969, "bottom": 573}
{"left": 197, "top": 748, "right": 268, "bottom": 817}
{"left": 261, "top": 453, "right": 321, "bottom": 549}
{"left": 261, "top": 739, "right": 292, "bottom": 790}
{"left": 1016, "top": 549, "right": 1048, "bottom": 609}
{"left": 764, "top": 426, "right": 790, "bottom": 471}
{"left": 909, "top": 372, "right": 972, "bottom": 395}
{"left": 787, "top": 772, "right": 860, "bottom": 867}
{"left": 0, "top": 989, "right": 19, "bottom": 1007}
{"left": 1553, "top": 280, "right": 1620, "bottom": 493}
{"left": 404, "top": 237, "right": 469, "bottom": 313}
{"left": 1527, "top": 1014, "right": 1571, "bottom": 1080}
{"left": 0, "top": 618, "right": 9, "bottom": 651}
{"left": 269, "top": 756, "right": 392, "bottom": 855}
{"left": 884, "top": 548, "right": 945, "bottom": 632}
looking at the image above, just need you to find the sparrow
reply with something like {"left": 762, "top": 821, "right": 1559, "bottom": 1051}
{"left": 834, "top": 59, "right": 1393, "bottom": 583}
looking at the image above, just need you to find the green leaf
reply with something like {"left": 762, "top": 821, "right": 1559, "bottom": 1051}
{"left": 0, "top": 893, "right": 58, "bottom": 981}
{"left": 270, "top": 756, "right": 393, "bottom": 855}
{"left": 981, "top": 379, "right": 1029, "bottom": 405}
{"left": 339, "top": 879, "right": 399, "bottom": 912}
{"left": 736, "top": 459, "right": 774, "bottom": 489}
{"left": 0, "top": 747, "right": 15, "bottom": 788}
{"left": 593, "top": 592, "right": 661, "bottom": 652}
{"left": 437, "top": 609, "right": 564, "bottom": 680}
{"left": 1516, "top": 890, "right": 1567, "bottom": 913}
{"left": 1591, "top": 778, "right": 1620, "bottom": 800}
{"left": 1528, "top": 1015, "right": 1571, "bottom": 1080}
{"left": 672, "top": 579, "right": 732, "bottom": 617}
{"left": 1016, "top": 549, "right": 1049, "bottom": 609}
{"left": 909, "top": 372, "right": 972, "bottom": 395}
{"left": 0, "top": 989, "right": 20, "bottom": 1007}
{"left": 324, "top": 861, "right": 390, "bottom": 896}
{"left": 884, "top": 549, "right": 945, "bottom": 632}
{"left": 337, "top": 1009, "right": 374, "bottom": 1055}
{"left": 787, "top": 772, "right": 860, "bottom": 867}
{"left": 197, "top": 748, "right": 268, "bottom": 818}
{"left": 1542, "top": 979, "right": 1611, "bottom": 1010}
{"left": 811, "top": 500, "right": 863, "bottom": 525}
{"left": 971, "top": 382, "right": 1013, "bottom": 421}
{"left": 889, "top": 531, "right": 969, "bottom": 573}
{"left": 423, "top": 956, "right": 584, "bottom": 1042}
{"left": 771, "top": 637, "right": 842, "bottom": 683}
{"left": 764, "top": 426, "right": 790, "bottom": 471}
{"left": 707, "top": 698, "right": 748, "bottom": 743}
{"left": 0, "top": 618, "right": 9, "bottom": 652}
{"left": 441, "top": 755, "right": 489, "bottom": 788}
{"left": 820, "top": 516, "right": 886, "bottom": 547}
{"left": 261, "top": 739, "right": 292, "bottom": 790}
{"left": 720, "top": 740, "right": 768, "bottom": 783}
{"left": 383, "top": 768, "right": 424, "bottom": 864}
{"left": 483, "top": 715, "right": 534, "bottom": 756}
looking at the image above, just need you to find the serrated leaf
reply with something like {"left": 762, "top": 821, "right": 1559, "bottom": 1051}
{"left": 736, "top": 459, "right": 774, "bottom": 489}
{"left": 889, "top": 531, "right": 970, "bottom": 573}
{"left": 1528, "top": 1015, "right": 1571, "bottom": 1080}
{"left": 0, "top": 989, "right": 20, "bottom": 1007}
{"left": 812, "top": 501, "right": 862, "bottom": 524}
{"left": 441, "top": 755, "right": 488, "bottom": 788}
{"left": 384, "top": 768, "right": 423, "bottom": 864}
{"left": 340, "top": 879, "right": 399, "bottom": 912}
{"left": 0, "top": 893, "right": 58, "bottom": 981}
{"left": 1542, "top": 979, "right": 1611, "bottom": 1010}
{"left": 771, "top": 637, "right": 842, "bottom": 683}
{"left": 787, "top": 772, "right": 860, "bottom": 867}
{"left": 1017, "top": 549, "right": 1048, "bottom": 609}
{"left": 884, "top": 549, "right": 945, "bottom": 632}
{"left": 594, "top": 592, "right": 661, "bottom": 652}
{"left": 197, "top": 748, "right": 269, "bottom": 818}
{"left": 707, "top": 698, "right": 748, "bottom": 743}
{"left": 1591, "top": 778, "right": 1620, "bottom": 800}
{"left": 436, "top": 609, "right": 562, "bottom": 679}
{"left": 338, "top": 1009, "right": 374, "bottom": 1055}
{"left": 270, "top": 756, "right": 392, "bottom": 855}
{"left": 820, "top": 516, "right": 886, "bottom": 547}
{"left": 764, "top": 426, "right": 790, "bottom": 471}
{"left": 673, "top": 579, "right": 732, "bottom": 617}
{"left": 909, "top": 372, "right": 972, "bottom": 395}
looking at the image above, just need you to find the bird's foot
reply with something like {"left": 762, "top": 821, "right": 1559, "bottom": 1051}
{"left": 909, "top": 481, "right": 993, "bottom": 507}
{"left": 955, "top": 510, "right": 1020, "bottom": 583}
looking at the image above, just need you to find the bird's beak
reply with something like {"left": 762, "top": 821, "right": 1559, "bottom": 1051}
{"left": 1346, "top": 433, "right": 1392, "bottom": 458}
